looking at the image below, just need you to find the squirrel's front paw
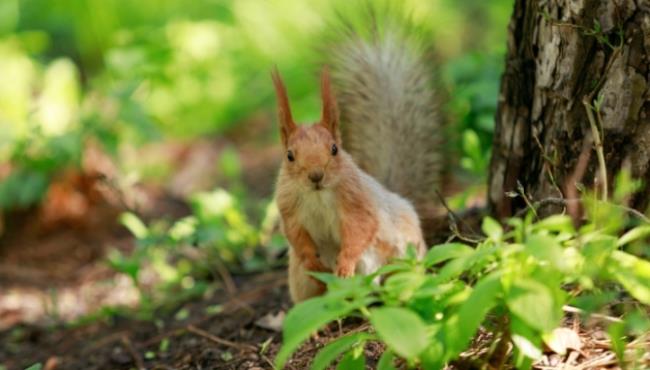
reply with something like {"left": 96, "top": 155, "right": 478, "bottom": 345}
{"left": 336, "top": 264, "right": 355, "bottom": 278}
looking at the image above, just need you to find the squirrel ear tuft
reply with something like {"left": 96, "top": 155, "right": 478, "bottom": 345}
{"left": 320, "top": 66, "right": 340, "bottom": 140}
{"left": 271, "top": 67, "right": 297, "bottom": 147}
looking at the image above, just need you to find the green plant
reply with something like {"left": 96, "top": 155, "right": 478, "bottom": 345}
{"left": 108, "top": 187, "right": 275, "bottom": 316}
{"left": 0, "top": 35, "right": 158, "bottom": 212}
{"left": 443, "top": 52, "right": 503, "bottom": 179}
{"left": 276, "top": 200, "right": 650, "bottom": 369}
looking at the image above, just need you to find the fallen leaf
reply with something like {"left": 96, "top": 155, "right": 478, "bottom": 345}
{"left": 255, "top": 311, "right": 285, "bottom": 332}
{"left": 544, "top": 327, "right": 583, "bottom": 355}
{"left": 44, "top": 356, "right": 59, "bottom": 370}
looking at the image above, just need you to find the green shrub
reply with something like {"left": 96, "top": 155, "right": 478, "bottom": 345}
{"left": 276, "top": 202, "right": 650, "bottom": 369}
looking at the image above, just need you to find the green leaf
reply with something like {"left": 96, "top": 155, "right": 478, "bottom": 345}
{"left": 382, "top": 271, "right": 425, "bottom": 303}
{"left": 420, "top": 340, "right": 445, "bottom": 370}
{"left": 336, "top": 349, "right": 365, "bottom": 370}
{"left": 512, "top": 334, "right": 542, "bottom": 360}
{"left": 311, "top": 332, "right": 373, "bottom": 370}
{"left": 532, "top": 215, "right": 574, "bottom": 233}
{"left": 617, "top": 225, "right": 650, "bottom": 247}
{"left": 609, "top": 251, "right": 650, "bottom": 304}
{"left": 120, "top": 212, "right": 149, "bottom": 239}
{"left": 377, "top": 350, "right": 396, "bottom": 370}
{"left": 446, "top": 273, "right": 501, "bottom": 355}
{"left": 613, "top": 169, "right": 642, "bottom": 202}
{"left": 275, "top": 296, "right": 362, "bottom": 368}
{"left": 482, "top": 217, "right": 503, "bottom": 240}
{"left": 432, "top": 244, "right": 498, "bottom": 284}
{"left": 607, "top": 321, "right": 626, "bottom": 364}
{"left": 506, "top": 279, "right": 560, "bottom": 332}
{"left": 462, "top": 129, "right": 481, "bottom": 160}
{"left": 218, "top": 146, "right": 242, "bottom": 181}
{"left": 424, "top": 243, "right": 474, "bottom": 267}
{"left": 24, "top": 364, "right": 43, "bottom": 370}
{"left": 511, "top": 317, "right": 543, "bottom": 360}
{"left": 369, "top": 307, "right": 428, "bottom": 360}
{"left": 524, "top": 234, "right": 566, "bottom": 271}
{"left": 308, "top": 272, "right": 339, "bottom": 285}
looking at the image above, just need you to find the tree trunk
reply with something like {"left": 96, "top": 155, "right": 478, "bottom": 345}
{"left": 489, "top": 0, "right": 650, "bottom": 219}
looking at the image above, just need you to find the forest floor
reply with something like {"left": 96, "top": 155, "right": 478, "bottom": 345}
{"left": 0, "top": 188, "right": 376, "bottom": 370}
{"left": 0, "top": 139, "right": 643, "bottom": 370}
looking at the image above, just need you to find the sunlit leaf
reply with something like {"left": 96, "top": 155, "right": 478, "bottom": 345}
{"left": 275, "top": 296, "right": 362, "bottom": 368}
{"left": 609, "top": 251, "right": 650, "bottom": 304}
{"left": 312, "top": 333, "right": 372, "bottom": 370}
{"left": 377, "top": 350, "right": 396, "bottom": 370}
{"left": 532, "top": 215, "right": 574, "bottom": 233}
{"left": 424, "top": 243, "right": 474, "bottom": 267}
{"left": 120, "top": 212, "right": 149, "bottom": 239}
{"left": 512, "top": 334, "right": 542, "bottom": 360}
{"left": 370, "top": 307, "right": 428, "bottom": 360}
{"left": 482, "top": 217, "right": 503, "bottom": 240}
{"left": 336, "top": 348, "right": 365, "bottom": 370}
{"left": 617, "top": 225, "right": 650, "bottom": 247}
{"left": 506, "top": 279, "right": 560, "bottom": 332}
{"left": 446, "top": 272, "right": 501, "bottom": 355}
{"left": 524, "top": 234, "right": 566, "bottom": 271}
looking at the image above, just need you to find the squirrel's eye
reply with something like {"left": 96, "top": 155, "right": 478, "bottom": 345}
{"left": 287, "top": 150, "right": 295, "bottom": 162}
{"left": 331, "top": 144, "right": 338, "bottom": 156}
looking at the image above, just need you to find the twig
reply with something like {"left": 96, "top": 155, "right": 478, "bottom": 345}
{"left": 578, "top": 45, "right": 622, "bottom": 205}
{"left": 532, "top": 132, "right": 563, "bottom": 198}
{"left": 434, "top": 189, "right": 483, "bottom": 244}
{"left": 516, "top": 181, "right": 539, "bottom": 219}
{"left": 187, "top": 324, "right": 257, "bottom": 352}
{"left": 97, "top": 174, "right": 138, "bottom": 213}
{"left": 122, "top": 335, "right": 146, "bottom": 370}
{"left": 261, "top": 354, "right": 277, "bottom": 370}
{"left": 138, "top": 328, "right": 186, "bottom": 348}
{"left": 489, "top": 316, "right": 512, "bottom": 370}
{"left": 583, "top": 97, "right": 608, "bottom": 202}
{"left": 575, "top": 352, "right": 618, "bottom": 370}
{"left": 587, "top": 47, "right": 622, "bottom": 100}
{"left": 81, "top": 331, "right": 130, "bottom": 354}
{"left": 562, "top": 305, "right": 624, "bottom": 324}
{"left": 565, "top": 141, "right": 593, "bottom": 225}
{"left": 212, "top": 252, "right": 238, "bottom": 295}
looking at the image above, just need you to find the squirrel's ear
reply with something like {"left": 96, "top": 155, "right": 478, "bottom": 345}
{"left": 320, "top": 66, "right": 340, "bottom": 141}
{"left": 271, "top": 67, "right": 297, "bottom": 147}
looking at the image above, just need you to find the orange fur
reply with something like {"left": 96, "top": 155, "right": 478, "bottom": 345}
{"left": 280, "top": 210, "right": 329, "bottom": 273}
{"left": 335, "top": 174, "right": 377, "bottom": 277}
{"left": 273, "top": 68, "right": 426, "bottom": 303}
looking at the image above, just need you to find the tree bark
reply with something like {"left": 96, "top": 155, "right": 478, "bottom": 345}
{"left": 489, "top": 0, "right": 650, "bottom": 219}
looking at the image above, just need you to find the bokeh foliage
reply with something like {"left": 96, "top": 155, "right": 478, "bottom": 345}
{"left": 1, "top": 0, "right": 513, "bottom": 211}
{"left": 0, "top": 0, "right": 513, "bottom": 323}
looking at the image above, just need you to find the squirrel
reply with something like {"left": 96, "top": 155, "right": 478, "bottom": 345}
{"left": 272, "top": 16, "right": 441, "bottom": 303}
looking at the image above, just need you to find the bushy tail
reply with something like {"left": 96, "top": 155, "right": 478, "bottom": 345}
{"left": 325, "top": 9, "right": 442, "bottom": 219}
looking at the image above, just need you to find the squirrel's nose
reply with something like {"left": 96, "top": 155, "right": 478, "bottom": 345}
{"left": 308, "top": 171, "right": 324, "bottom": 184}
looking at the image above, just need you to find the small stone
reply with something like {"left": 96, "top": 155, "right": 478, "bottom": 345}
{"left": 110, "top": 347, "right": 131, "bottom": 365}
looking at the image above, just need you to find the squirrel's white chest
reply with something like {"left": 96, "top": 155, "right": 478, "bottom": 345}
{"left": 297, "top": 190, "right": 341, "bottom": 268}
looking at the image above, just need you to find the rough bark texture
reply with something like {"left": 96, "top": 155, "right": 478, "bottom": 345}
{"left": 489, "top": 0, "right": 650, "bottom": 218}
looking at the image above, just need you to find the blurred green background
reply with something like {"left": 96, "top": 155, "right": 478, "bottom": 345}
{"left": 0, "top": 0, "right": 518, "bottom": 326}
{"left": 0, "top": 0, "right": 512, "bottom": 211}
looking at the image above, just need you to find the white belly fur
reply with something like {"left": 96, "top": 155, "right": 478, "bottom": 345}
{"left": 297, "top": 189, "right": 341, "bottom": 270}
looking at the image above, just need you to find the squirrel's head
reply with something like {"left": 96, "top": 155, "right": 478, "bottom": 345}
{"left": 272, "top": 67, "right": 343, "bottom": 191}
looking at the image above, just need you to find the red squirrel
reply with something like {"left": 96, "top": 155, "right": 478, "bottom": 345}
{"left": 273, "top": 21, "right": 441, "bottom": 303}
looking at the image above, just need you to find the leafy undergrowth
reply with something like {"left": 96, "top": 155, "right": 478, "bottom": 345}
{"left": 278, "top": 196, "right": 650, "bottom": 369}
{"left": 3, "top": 163, "right": 650, "bottom": 370}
